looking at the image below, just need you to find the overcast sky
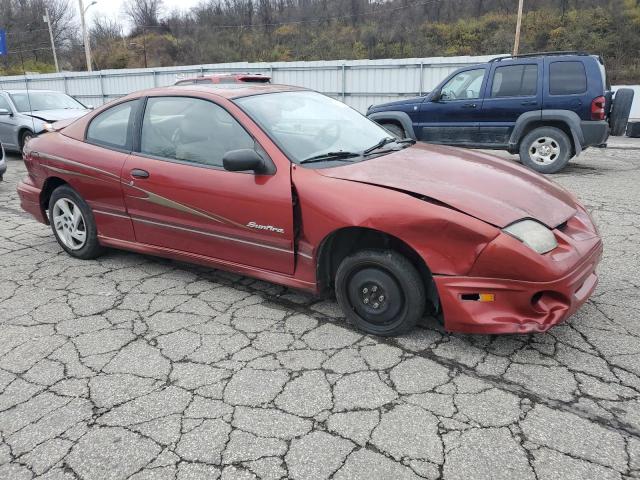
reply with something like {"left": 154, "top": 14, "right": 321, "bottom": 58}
{"left": 83, "top": 0, "right": 204, "bottom": 30}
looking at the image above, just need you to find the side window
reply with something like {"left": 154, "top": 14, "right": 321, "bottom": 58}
{"left": 440, "top": 69, "right": 485, "bottom": 100}
{"left": 140, "top": 97, "right": 255, "bottom": 167}
{"left": 491, "top": 64, "right": 538, "bottom": 97}
{"left": 549, "top": 61, "right": 587, "bottom": 95}
{"left": 0, "top": 95, "right": 11, "bottom": 111}
{"left": 86, "top": 101, "right": 135, "bottom": 149}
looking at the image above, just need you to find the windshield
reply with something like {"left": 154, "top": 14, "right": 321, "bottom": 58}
{"left": 235, "top": 91, "right": 399, "bottom": 164}
{"left": 10, "top": 92, "right": 86, "bottom": 113}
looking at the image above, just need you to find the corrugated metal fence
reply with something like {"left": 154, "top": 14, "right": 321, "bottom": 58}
{"left": 0, "top": 56, "right": 499, "bottom": 112}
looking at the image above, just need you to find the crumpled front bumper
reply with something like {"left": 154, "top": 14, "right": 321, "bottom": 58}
{"left": 435, "top": 240, "right": 602, "bottom": 334}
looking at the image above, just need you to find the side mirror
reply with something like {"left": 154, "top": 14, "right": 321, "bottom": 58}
{"left": 223, "top": 149, "right": 272, "bottom": 174}
{"left": 86, "top": 105, "right": 94, "bottom": 110}
{"left": 0, "top": 108, "right": 10, "bottom": 116}
{"left": 430, "top": 90, "right": 442, "bottom": 102}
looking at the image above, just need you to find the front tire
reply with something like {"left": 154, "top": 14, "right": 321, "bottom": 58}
{"left": 519, "top": 126, "right": 571, "bottom": 174}
{"left": 49, "top": 185, "right": 104, "bottom": 259}
{"left": 20, "top": 130, "right": 34, "bottom": 154}
{"left": 335, "top": 250, "right": 426, "bottom": 336}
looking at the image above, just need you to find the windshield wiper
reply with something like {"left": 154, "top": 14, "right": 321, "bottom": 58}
{"left": 363, "top": 137, "right": 397, "bottom": 155}
{"left": 299, "top": 151, "right": 361, "bottom": 164}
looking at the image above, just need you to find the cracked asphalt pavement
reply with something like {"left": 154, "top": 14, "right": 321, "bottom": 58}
{"left": 1, "top": 144, "right": 640, "bottom": 480}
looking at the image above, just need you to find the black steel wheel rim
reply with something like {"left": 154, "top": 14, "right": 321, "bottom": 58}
{"left": 346, "top": 266, "right": 404, "bottom": 326}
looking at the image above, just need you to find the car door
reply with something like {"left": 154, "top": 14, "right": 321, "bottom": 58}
{"left": 121, "top": 95, "right": 295, "bottom": 275}
{"left": 417, "top": 67, "right": 488, "bottom": 145}
{"left": 479, "top": 61, "right": 541, "bottom": 146}
{"left": 0, "top": 93, "right": 18, "bottom": 149}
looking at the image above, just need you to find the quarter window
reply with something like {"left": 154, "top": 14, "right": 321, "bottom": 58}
{"left": 549, "top": 61, "right": 587, "bottom": 95}
{"left": 140, "top": 97, "right": 254, "bottom": 167}
{"left": 491, "top": 64, "right": 538, "bottom": 97}
{"left": 86, "top": 101, "right": 135, "bottom": 149}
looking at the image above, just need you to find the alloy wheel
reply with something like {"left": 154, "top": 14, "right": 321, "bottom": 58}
{"left": 52, "top": 198, "right": 87, "bottom": 250}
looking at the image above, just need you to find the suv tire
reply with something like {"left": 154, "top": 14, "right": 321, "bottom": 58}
{"left": 610, "top": 88, "right": 635, "bottom": 136}
{"left": 519, "top": 127, "right": 571, "bottom": 174}
{"left": 381, "top": 123, "right": 405, "bottom": 139}
{"left": 49, "top": 185, "right": 105, "bottom": 260}
{"left": 335, "top": 249, "right": 425, "bottom": 336}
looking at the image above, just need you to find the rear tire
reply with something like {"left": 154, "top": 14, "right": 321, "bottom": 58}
{"left": 49, "top": 185, "right": 104, "bottom": 260}
{"left": 610, "top": 88, "right": 634, "bottom": 136}
{"left": 335, "top": 249, "right": 426, "bottom": 336}
{"left": 519, "top": 126, "right": 571, "bottom": 174}
{"left": 381, "top": 122, "right": 405, "bottom": 139}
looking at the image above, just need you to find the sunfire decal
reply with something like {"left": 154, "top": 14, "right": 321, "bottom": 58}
{"left": 246, "top": 221, "right": 285, "bottom": 234}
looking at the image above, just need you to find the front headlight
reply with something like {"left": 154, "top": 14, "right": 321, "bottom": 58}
{"left": 503, "top": 219, "right": 557, "bottom": 254}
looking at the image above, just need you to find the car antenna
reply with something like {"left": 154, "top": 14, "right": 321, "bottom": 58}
{"left": 18, "top": 47, "right": 37, "bottom": 146}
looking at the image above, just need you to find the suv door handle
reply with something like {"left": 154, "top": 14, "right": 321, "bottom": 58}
{"left": 130, "top": 169, "right": 149, "bottom": 179}
{"left": 461, "top": 103, "right": 478, "bottom": 109}
{"left": 521, "top": 101, "right": 538, "bottom": 106}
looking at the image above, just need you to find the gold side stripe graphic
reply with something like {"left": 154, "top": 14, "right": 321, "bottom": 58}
{"left": 39, "top": 152, "right": 249, "bottom": 230}
{"left": 130, "top": 216, "right": 294, "bottom": 255}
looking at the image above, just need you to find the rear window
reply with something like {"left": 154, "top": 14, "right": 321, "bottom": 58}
{"left": 491, "top": 64, "right": 538, "bottom": 97}
{"left": 549, "top": 61, "right": 587, "bottom": 95}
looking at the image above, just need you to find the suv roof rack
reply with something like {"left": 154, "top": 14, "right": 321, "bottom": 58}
{"left": 489, "top": 51, "right": 590, "bottom": 62}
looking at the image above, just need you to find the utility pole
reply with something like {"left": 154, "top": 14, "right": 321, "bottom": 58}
{"left": 78, "top": 0, "right": 97, "bottom": 72}
{"left": 43, "top": 8, "right": 59, "bottom": 72}
{"left": 142, "top": 27, "right": 148, "bottom": 69}
{"left": 513, "top": 0, "right": 524, "bottom": 56}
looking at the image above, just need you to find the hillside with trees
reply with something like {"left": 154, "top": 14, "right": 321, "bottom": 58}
{"left": 1, "top": 0, "right": 639, "bottom": 83}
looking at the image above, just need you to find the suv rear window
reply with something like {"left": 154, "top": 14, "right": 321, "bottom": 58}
{"left": 549, "top": 61, "right": 587, "bottom": 95}
{"left": 491, "top": 64, "right": 538, "bottom": 97}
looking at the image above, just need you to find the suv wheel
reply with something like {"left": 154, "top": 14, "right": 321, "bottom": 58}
{"left": 335, "top": 249, "right": 425, "bottom": 336}
{"left": 519, "top": 127, "right": 571, "bottom": 174}
{"left": 49, "top": 185, "right": 105, "bottom": 259}
{"left": 381, "top": 123, "right": 405, "bottom": 139}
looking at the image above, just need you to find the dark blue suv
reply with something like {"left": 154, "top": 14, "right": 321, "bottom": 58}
{"left": 367, "top": 52, "right": 634, "bottom": 173}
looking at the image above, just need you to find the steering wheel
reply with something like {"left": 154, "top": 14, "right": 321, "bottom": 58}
{"left": 317, "top": 122, "right": 341, "bottom": 146}
{"left": 442, "top": 90, "right": 457, "bottom": 100}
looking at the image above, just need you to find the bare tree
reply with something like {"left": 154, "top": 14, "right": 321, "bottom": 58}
{"left": 123, "top": 0, "right": 164, "bottom": 28}
{"left": 91, "top": 15, "right": 123, "bottom": 43}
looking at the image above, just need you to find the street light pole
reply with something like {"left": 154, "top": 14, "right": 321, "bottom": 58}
{"left": 513, "top": 0, "right": 524, "bottom": 56}
{"left": 43, "top": 8, "right": 59, "bottom": 72}
{"left": 78, "top": 0, "right": 97, "bottom": 72}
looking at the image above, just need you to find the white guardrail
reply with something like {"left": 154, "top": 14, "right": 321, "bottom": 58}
{"left": 0, "top": 56, "right": 500, "bottom": 113}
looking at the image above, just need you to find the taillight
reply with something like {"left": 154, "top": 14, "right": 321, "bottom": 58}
{"left": 591, "top": 96, "right": 606, "bottom": 120}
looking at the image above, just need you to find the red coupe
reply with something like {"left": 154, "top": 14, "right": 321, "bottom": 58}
{"left": 17, "top": 84, "right": 602, "bottom": 336}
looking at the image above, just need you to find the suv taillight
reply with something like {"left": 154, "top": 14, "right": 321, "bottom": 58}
{"left": 591, "top": 96, "right": 606, "bottom": 120}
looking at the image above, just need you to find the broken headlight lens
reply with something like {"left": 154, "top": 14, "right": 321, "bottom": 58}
{"left": 503, "top": 219, "right": 558, "bottom": 254}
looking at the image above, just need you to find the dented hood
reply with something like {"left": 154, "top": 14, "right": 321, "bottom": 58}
{"left": 318, "top": 143, "right": 577, "bottom": 228}
{"left": 24, "top": 108, "right": 89, "bottom": 122}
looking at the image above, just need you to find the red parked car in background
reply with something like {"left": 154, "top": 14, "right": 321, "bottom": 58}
{"left": 174, "top": 73, "right": 271, "bottom": 85}
{"left": 17, "top": 83, "right": 602, "bottom": 336}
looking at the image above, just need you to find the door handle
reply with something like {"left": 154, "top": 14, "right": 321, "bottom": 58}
{"left": 130, "top": 169, "right": 149, "bottom": 179}
{"left": 521, "top": 101, "right": 538, "bottom": 106}
{"left": 461, "top": 103, "right": 478, "bottom": 109}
